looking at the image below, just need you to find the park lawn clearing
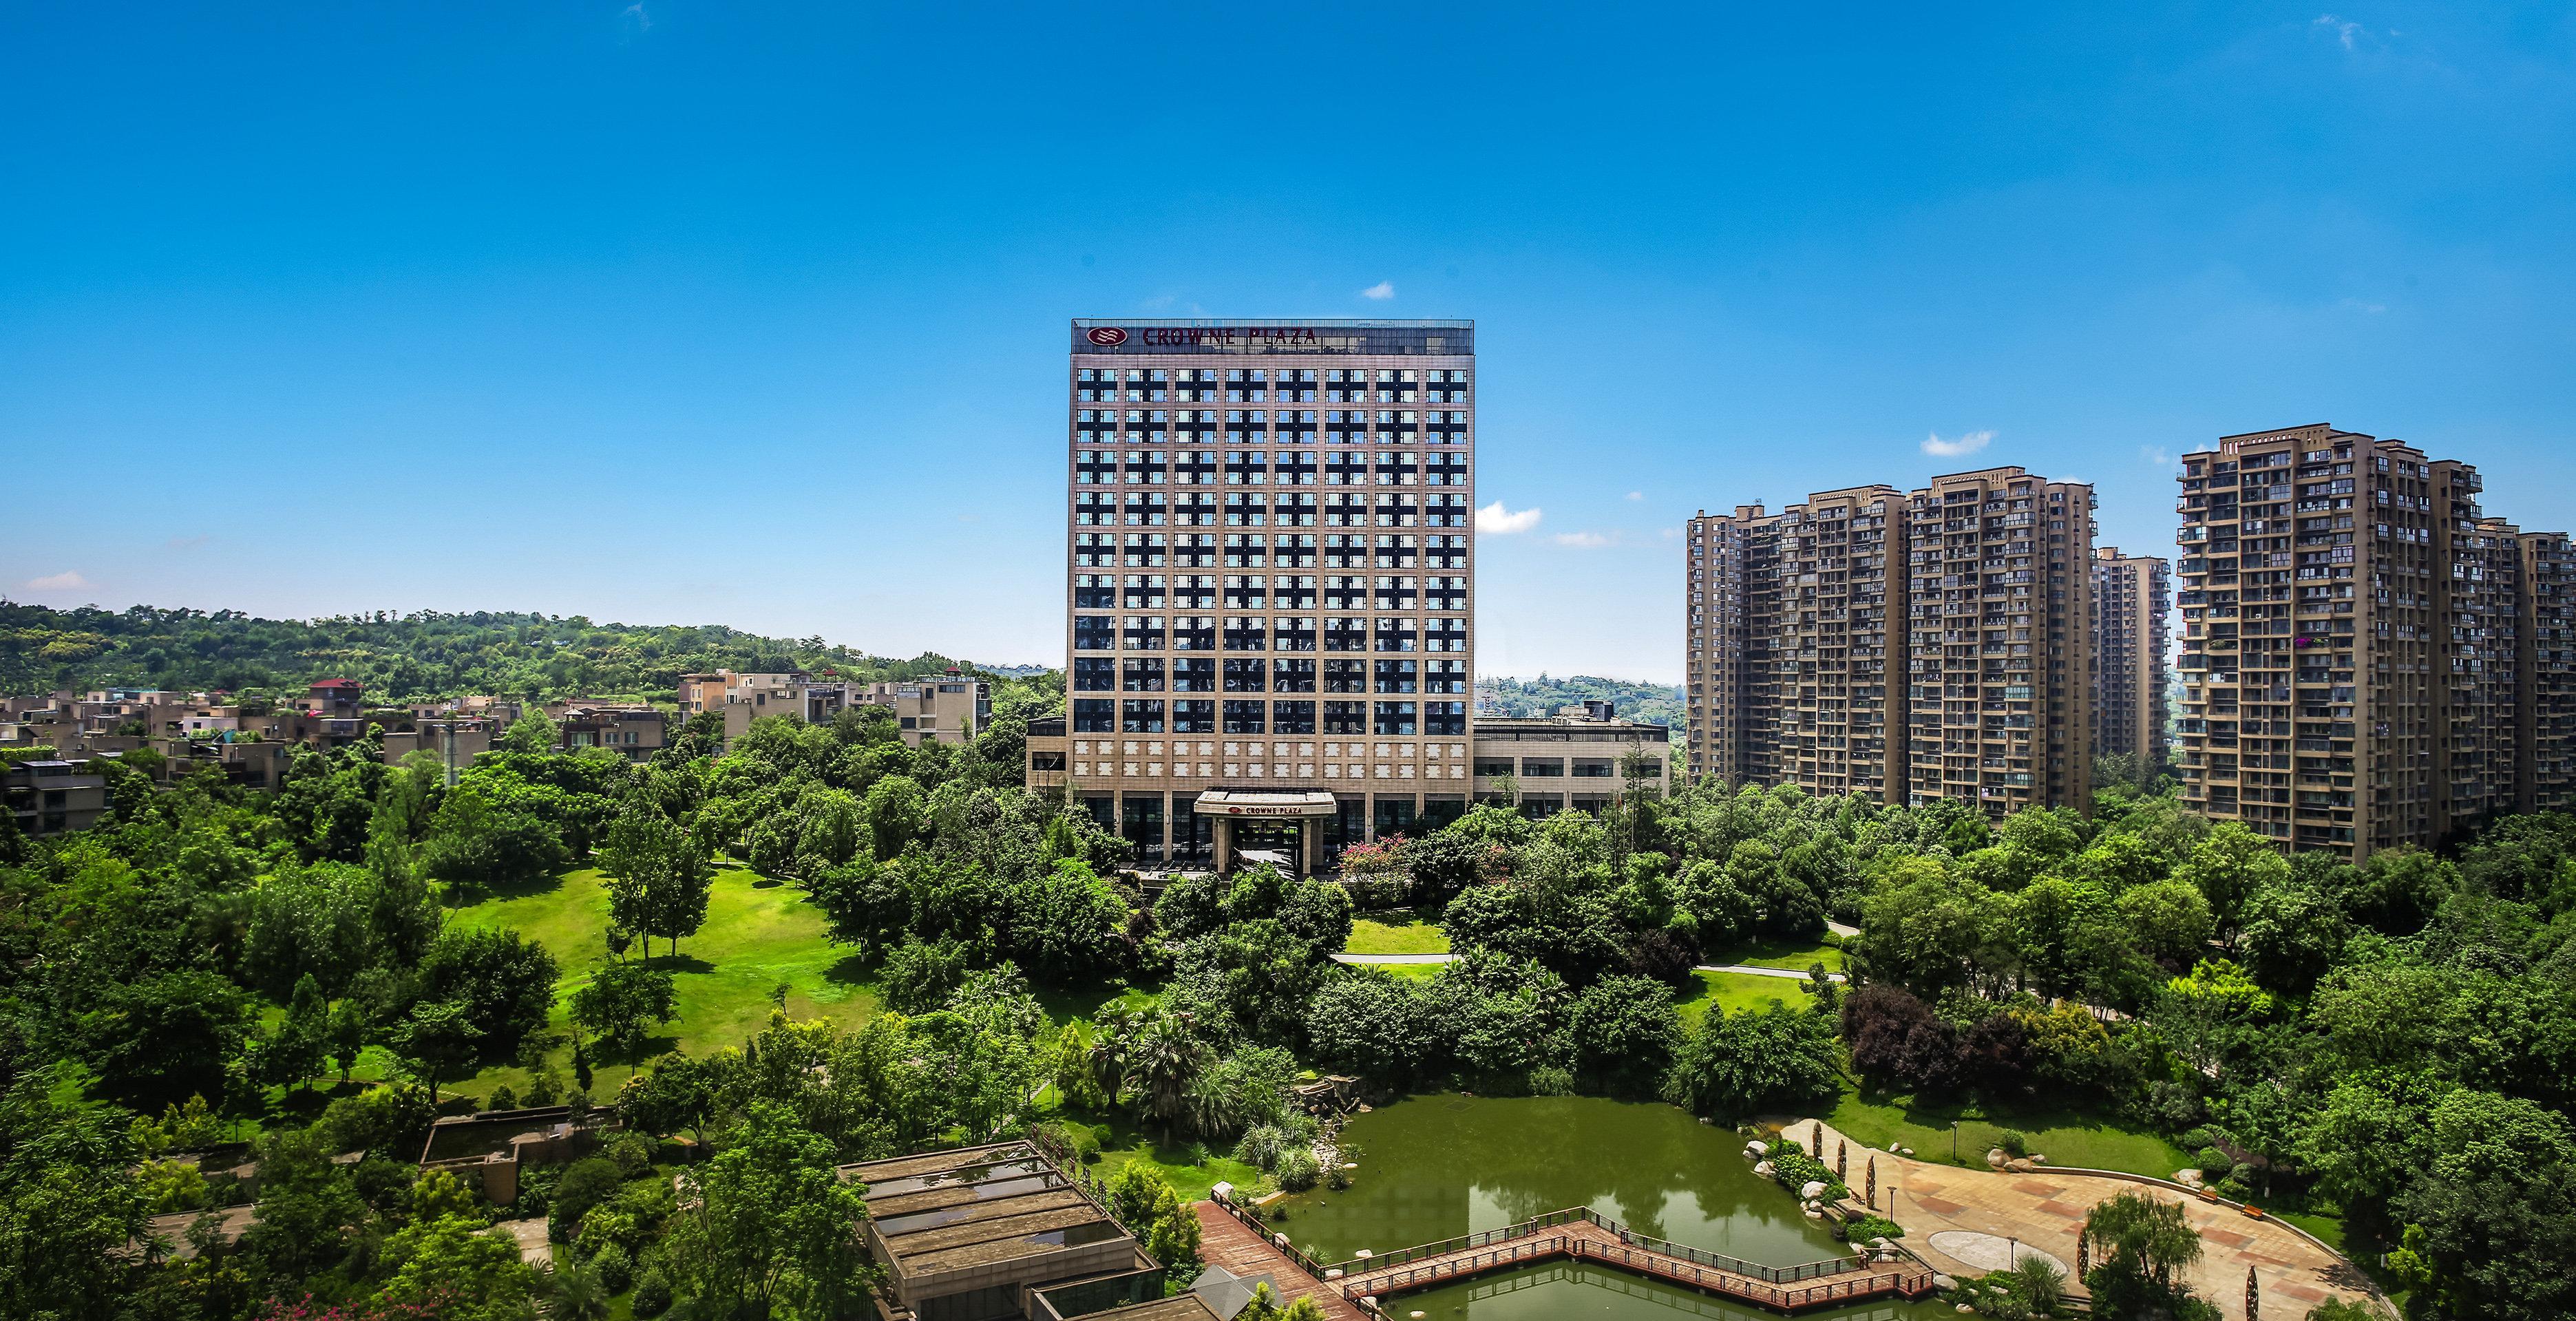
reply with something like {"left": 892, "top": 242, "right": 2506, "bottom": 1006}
{"left": 1702, "top": 933, "right": 1846, "bottom": 973}
{"left": 1079, "top": 1115, "right": 1269, "bottom": 1202}
{"left": 1824, "top": 1088, "right": 2195, "bottom": 1181}
{"left": 1345, "top": 915, "right": 1450, "bottom": 956}
{"left": 1676, "top": 970, "right": 1819, "bottom": 1024}
{"left": 447, "top": 866, "right": 874, "bottom": 1102}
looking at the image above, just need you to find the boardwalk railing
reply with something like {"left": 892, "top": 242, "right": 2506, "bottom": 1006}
{"left": 1322, "top": 1207, "right": 1865, "bottom": 1286}
{"left": 1331, "top": 1230, "right": 1935, "bottom": 1313}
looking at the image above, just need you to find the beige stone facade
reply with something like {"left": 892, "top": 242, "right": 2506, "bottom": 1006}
{"left": 1685, "top": 467, "right": 2097, "bottom": 816}
{"left": 2090, "top": 546, "right": 2171, "bottom": 772}
{"left": 2175, "top": 423, "right": 2576, "bottom": 859}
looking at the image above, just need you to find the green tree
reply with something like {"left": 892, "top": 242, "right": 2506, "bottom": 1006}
{"left": 863, "top": 774, "right": 930, "bottom": 860}
{"left": 662, "top": 1104, "right": 876, "bottom": 1320}
{"left": 1663, "top": 1002, "right": 1841, "bottom": 1120}
{"left": 0, "top": 1067, "right": 145, "bottom": 1321}
{"left": 599, "top": 809, "right": 713, "bottom": 958}
{"left": 571, "top": 960, "right": 679, "bottom": 1061}
{"left": 421, "top": 779, "right": 570, "bottom": 896}
{"left": 390, "top": 1000, "right": 485, "bottom": 1101}
{"left": 76, "top": 969, "right": 251, "bottom": 1111}
{"left": 376, "top": 1212, "right": 544, "bottom": 1320}
{"left": 2082, "top": 1190, "right": 2211, "bottom": 1320}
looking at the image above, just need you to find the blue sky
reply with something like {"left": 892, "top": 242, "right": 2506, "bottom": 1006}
{"left": 6, "top": 3, "right": 2572, "bottom": 684}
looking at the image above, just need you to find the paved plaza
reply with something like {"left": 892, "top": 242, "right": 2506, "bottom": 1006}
{"left": 1791, "top": 1117, "right": 2387, "bottom": 1319}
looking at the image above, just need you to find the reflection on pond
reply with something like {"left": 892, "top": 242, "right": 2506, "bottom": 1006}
{"left": 1271, "top": 1095, "right": 1842, "bottom": 1267}
{"left": 1393, "top": 1264, "right": 1952, "bottom": 1321}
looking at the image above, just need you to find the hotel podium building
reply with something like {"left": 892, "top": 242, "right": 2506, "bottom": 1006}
{"left": 1030, "top": 319, "right": 1481, "bottom": 867}
{"left": 2175, "top": 423, "right": 2576, "bottom": 858}
{"left": 1685, "top": 466, "right": 2098, "bottom": 815}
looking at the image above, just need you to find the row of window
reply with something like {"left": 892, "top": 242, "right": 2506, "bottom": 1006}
{"left": 1069, "top": 698, "right": 1467, "bottom": 735}
{"left": 1072, "top": 580, "right": 1468, "bottom": 610}
{"left": 1073, "top": 656, "right": 1469, "bottom": 693}
{"left": 1075, "top": 368, "right": 1469, "bottom": 384}
{"left": 1074, "top": 615, "right": 1470, "bottom": 652}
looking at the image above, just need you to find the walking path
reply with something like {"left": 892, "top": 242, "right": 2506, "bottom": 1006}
{"left": 1331, "top": 952, "right": 1846, "bottom": 982}
{"left": 1782, "top": 1117, "right": 2386, "bottom": 1319}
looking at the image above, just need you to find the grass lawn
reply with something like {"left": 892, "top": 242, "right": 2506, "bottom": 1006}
{"left": 1345, "top": 913, "right": 1450, "bottom": 956}
{"left": 446, "top": 867, "right": 876, "bottom": 1102}
{"left": 1676, "top": 970, "right": 1819, "bottom": 1024}
{"left": 1824, "top": 1088, "right": 2195, "bottom": 1181}
{"left": 1702, "top": 932, "right": 1846, "bottom": 973}
{"left": 1373, "top": 962, "right": 1443, "bottom": 982}
{"left": 1059, "top": 1111, "right": 1269, "bottom": 1201}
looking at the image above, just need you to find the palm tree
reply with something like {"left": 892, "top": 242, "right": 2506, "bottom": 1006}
{"left": 544, "top": 1260, "right": 610, "bottom": 1321}
{"left": 1128, "top": 1015, "right": 1209, "bottom": 1134}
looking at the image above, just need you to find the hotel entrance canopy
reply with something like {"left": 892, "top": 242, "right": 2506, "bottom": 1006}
{"left": 1190, "top": 790, "right": 1335, "bottom": 873}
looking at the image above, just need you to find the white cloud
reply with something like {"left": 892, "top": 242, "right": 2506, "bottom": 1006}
{"left": 1921, "top": 428, "right": 1995, "bottom": 459}
{"left": 2142, "top": 445, "right": 2174, "bottom": 467}
{"left": 622, "top": 2, "right": 653, "bottom": 31}
{"left": 1553, "top": 531, "right": 1612, "bottom": 549}
{"left": 2314, "top": 14, "right": 2362, "bottom": 49}
{"left": 1360, "top": 281, "right": 1395, "bottom": 301}
{"left": 1625, "top": 491, "right": 1643, "bottom": 501}
{"left": 1476, "top": 501, "right": 1542, "bottom": 534}
{"left": 25, "top": 571, "right": 91, "bottom": 591}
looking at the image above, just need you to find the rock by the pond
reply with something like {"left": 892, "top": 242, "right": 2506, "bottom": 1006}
{"left": 1746, "top": 1140, "right": 1771, "bottom": 1156}
{"left": 1932, "top": 1274, "right": 1958, "bottom": 1290}
{"left": 1211, "top": 1181, "right": 1235, "bottom": 1203}
{"left": 1754, "top": 1160, "right": 1776, "bottom": 1177}
{"left": 1901, "top": 1148, "right": 1916, "bottom": 1157}
{"left": 1801, "top": 1180, "right": 1830, "bottom": 1201}
{"left": 1804, "top": 1209, "right": 1823, "bottom": 1219}
{"left": 1888, "top": 1141, "right": 1902, "bottom": 1153}
{"left": 1986, "top": 1148, "right": 2007, "bottom": 1167}
{"left": 2005, "top": 1158, "right": 2035, "bottom": 1173}
{"left": 2177, "top": 1169, "right": 2205, "bottom": 1187}
{"left": 2030, "top": 1154, "right": 2047, "bottom": 1164}
{"left": 1956, "top": 1305, "right": 1975, "bottom": 1313}
{"left": 1355, "top": 1249, "right": 1373, "bottom": 1259}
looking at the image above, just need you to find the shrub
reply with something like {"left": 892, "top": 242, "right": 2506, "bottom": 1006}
{"left": 1234, "top": 1125, "right": 1289, "bottom": 1173}
{"left": 548, "top": 1156, "right": 625, "bottom": 1243}
{"left": 1274, "top": 1145, "right": 1321, "bottom": 1192}
{"left": 1996, "top": 1129, "right": 2029, "bottom": 1158}
{"left": 589, "top": 1243, "right": 635, "bottom": 1293}
{"left": 1527, "top": 1065, "right": 1575, "bottom": 1096}
{"left": 1844, "top": 1214, "right": 1903, "bottom": 1241}
{"left": 632, "top": 1267, "right": 672, "bottom": 1316}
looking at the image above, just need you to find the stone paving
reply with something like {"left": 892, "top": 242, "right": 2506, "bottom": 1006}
{"left": 1786, "top": 1118, "right": 2387, "bottom": 1320}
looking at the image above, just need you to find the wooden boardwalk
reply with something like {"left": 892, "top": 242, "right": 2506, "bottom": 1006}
{"left": 1329, "top": 1216, "right": 1936, "bottom": 1313}
{"left": 1192, "top": 1202, "right": 1369, "bottom": 1321}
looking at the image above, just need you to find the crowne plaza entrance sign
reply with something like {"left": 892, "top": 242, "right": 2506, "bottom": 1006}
{"left": 1071, "top": 319, "right": 1473, "bottom": 357}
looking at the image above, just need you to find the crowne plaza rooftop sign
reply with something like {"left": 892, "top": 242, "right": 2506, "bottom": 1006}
{"left": 1070, "top": 319, "right": 1473, "bottom": 357}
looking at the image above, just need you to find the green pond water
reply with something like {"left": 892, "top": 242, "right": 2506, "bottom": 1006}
{"left": 1267, "top": 1095, "right": 1948, "bottom": 1321}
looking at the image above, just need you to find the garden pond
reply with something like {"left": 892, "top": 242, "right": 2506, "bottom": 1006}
{"left": 1267, "top": 1095, "right": 1948, "bottom": 1321}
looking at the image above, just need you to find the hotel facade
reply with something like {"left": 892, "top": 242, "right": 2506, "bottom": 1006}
{"left": 1028, "top": 319, "right": 1481, "bottom": 867}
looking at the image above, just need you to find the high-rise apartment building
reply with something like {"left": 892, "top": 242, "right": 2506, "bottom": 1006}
{"left": 1685, "top": 466, "right": 2097, "bottom": 815}
{"left": 2174, "top": 423, "right": 2576, "bottom": 858}
{"left": 1903, "top": 469, "right": 2098, "bottom": 813}
{"left": 1043, "top": 319, "right": 1478, "bottom": 865}
{"left": 2091, "top": 547, "right": 2171, "bottom": 770}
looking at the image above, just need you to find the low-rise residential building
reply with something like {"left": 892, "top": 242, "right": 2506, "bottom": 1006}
{"left": 381, "top": 720, "right": 498, "bottom": 781}
{"left": 678, "top": 670, "right": 807, "bottom": 741}
{"left": 4, "top": 759, "right": 108, "bottom": 836}
{"left": 866, "top": 675, "right": 992, "bottom": 746}
{"left": 546, "top": 702, "right": 667, "bottom": 761}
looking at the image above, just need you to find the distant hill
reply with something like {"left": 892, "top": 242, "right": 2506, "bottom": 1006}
{"left": 0, "top": 601, "right": 1048, "bottom": 701}
{"left": 1481, "top": 673, "right": 1685, "bottom": 731}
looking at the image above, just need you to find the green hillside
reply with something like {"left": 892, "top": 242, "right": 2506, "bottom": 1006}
{"left": 0, "top": 601, "right": 1050, "bottom": 701}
